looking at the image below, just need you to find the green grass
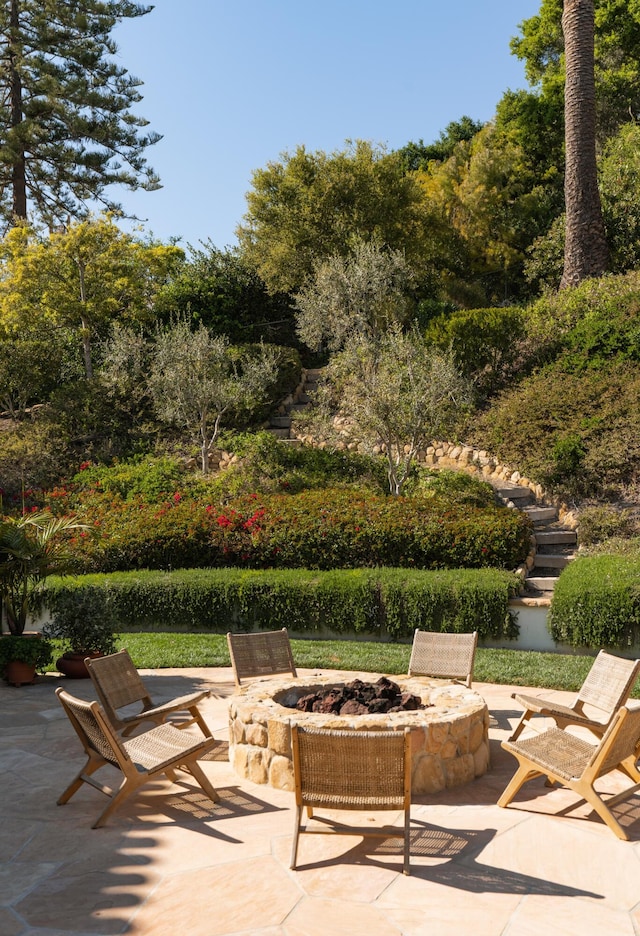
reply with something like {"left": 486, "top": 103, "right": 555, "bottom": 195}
{"left": 47, "top": 633, "right": 640, "bottom": 697}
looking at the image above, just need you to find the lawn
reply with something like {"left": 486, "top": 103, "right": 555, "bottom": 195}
{"left": 47, "top": 632, "right": 640, "bottom": 697}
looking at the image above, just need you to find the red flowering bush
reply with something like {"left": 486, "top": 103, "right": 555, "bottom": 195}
{"left": 65, "top": 486, "right": 530, "bottom": 574}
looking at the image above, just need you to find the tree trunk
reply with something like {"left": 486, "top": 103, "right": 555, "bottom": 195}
{"left": 9, "top": 0, "right": 27, "bottom": 219}
{"left": 560, "top": 0, "right": 608, "bottom": 288}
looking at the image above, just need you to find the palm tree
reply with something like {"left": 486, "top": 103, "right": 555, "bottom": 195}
{"left": 560, "top": 0, "right": 609, "bottom": 288}
{"left": 0, "top": 512, "right": 88, "bottom": 635}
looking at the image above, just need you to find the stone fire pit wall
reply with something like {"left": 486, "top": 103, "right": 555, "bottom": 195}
{"left": 228, "top": 674, "right": 490, "bottom": 794}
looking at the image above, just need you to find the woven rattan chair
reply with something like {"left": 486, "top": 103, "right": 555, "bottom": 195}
{"left": 85, "top": 648, "right": 212, "bottom": 737}
{"left": 56, "top": 687, "right": 220, "bottom": 828}
{"left": 227, "top": 628, "right": 297, "bottom": 688}
{"left": 290, "top": 725, "right": 413, "bottom": 875}
{"left": 509, "top": 650, "right": 640, "bottom": 742}
{"left": 407, "top": 629, "right": 478, "bottom": 688}
{"left": 498, "top": 703, "right": 640, "bottom": 840}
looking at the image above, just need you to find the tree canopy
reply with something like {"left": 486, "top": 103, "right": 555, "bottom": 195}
{"left": 0, "top": 216, "right": 183, "bottom": 377}
{"left": 237, "top": 140, "right": 433, "bottom": 295}
{"left": 0, "top": 0, "right": 160, "bottom": 230}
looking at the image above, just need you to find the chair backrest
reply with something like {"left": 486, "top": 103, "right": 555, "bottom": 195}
{"left": 56, "top": 687, "right": 128, "bottom": 771}
{"left": 291, "top": 725, "right": 411, "bottom": 811}
{"left": 227, "top": 628, "right": 297, "bottom": 687}
{"left": 577, "top": 650, "right": 640, "bottom": 716}
{"left": 85, "top": 649, "right": 153, "bottom": 725}
{"left": 588, "top": 703, "right": 640, "bottom": 777}
{"left": 408, "top": 629, "right": 478, "bottom": 687}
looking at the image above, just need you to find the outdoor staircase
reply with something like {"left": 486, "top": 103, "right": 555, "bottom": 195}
{"left": 266, "top": 373, "right": 578, "bottom": 599}
{"left": 266, "top": 367, "right": 322, "bottom": 440}
{"left": 491, "top": 480, "right": 577, "bottom": 599}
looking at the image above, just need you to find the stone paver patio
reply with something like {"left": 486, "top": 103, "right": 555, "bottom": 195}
{"left": 2, "top": 665, "right": 640, "bottom": 935}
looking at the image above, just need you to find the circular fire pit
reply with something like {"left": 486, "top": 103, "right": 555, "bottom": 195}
{"left": 228, "top": 673, "right": 490, "bottom": 794}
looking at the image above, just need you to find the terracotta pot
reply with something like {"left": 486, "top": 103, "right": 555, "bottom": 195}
{"left": 56, "top": 651, "right": 102, "bottom": 679}
{"left": 5, "top": 659, "right": 37, "bottom": 687}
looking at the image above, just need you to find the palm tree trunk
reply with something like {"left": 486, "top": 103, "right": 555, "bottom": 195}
{"left": 560, "top": 0, "right": 608, "bottom": 288}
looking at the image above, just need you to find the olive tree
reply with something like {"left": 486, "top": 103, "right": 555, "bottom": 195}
{"left": 294, "top": 241, "right": 414, "bottom": 353}
{"left": 148, "top": 319, "right": 281, "bottom": 473}
{"left": 308, "top": 326, "right": 473, "bottom": 494}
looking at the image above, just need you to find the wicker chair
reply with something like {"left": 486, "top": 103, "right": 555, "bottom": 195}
{"left": 290, "top": 725, "right": 413, "bottom": 875}
{"left": 85, "top": 648, "right": 212, "bottom": 737}
{"left": 407, "top": 629, "right": 478, "bottom": 688}
{"left": 498, "top": 703, "right": 640, "bottom": 840}
{"left": 509, "top": 650, "right": 640, "bottom": 742}
{"left": 55, "top": 687, "right": 220, "bottom": 828}
{"left": 227, "top": 628, "right": 297, "bottom": 688}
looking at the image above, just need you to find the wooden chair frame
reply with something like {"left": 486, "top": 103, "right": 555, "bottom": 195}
{"left": 56, "top": 687, "right": 220, "bottom": 828}
{"left": 227, "top": 628, "right": 297, "bottom": 688}
{"left": 85, "top": 648, "right": 212, "bottom": 737}
{"left": 408, "top": 629, "right": 478, "bottom": 688}
{"left": 290, "top": 725, "right": 413, "bottom": 875}
{"left": 498, "top": 704, "right": 640, "bottom": 840}
{"left": 509, "top": 650, "right": 640, "bottom": 742}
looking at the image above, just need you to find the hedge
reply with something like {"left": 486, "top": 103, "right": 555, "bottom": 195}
{"left": 549, "top": 554, "right": 640, "bottom": 649}
{"left": 43, "top": 566, "right": 522, "bottom": 643}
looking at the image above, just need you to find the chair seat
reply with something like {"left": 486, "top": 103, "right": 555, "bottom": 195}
{"left": 120, "top": 690, "right": 210, "bottom": 725}
{"left": 124, "top": 723, "right": 216, "bottom": 773}
{"left": 503, "top": 727, "right": 599, "bottom": 781}
{"left": 511, "top": 692, "right": 608, "bottom": 729}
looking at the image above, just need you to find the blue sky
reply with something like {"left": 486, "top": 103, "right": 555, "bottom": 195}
{"left": 113, "top": 1, "right": 541, "bottom": 250}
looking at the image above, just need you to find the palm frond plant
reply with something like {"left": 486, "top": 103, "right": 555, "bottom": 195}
{"left": 0, "top": 511, "right": 89, "bottom": 636}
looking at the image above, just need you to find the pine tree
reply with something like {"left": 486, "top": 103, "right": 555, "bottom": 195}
{"left": 0, "top": 0, "right": 160, "bottom": 230}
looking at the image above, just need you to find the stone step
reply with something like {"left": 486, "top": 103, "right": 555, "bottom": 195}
{"left": 287, "top": 403, "right": 309, "bottom": 413}
{"left": 297, "top": 392, "right": 314, "bottom": 404}
{"left": 524, "top": 575, "right": 559, "bottom": 593}
{"left": 535, "top": 530, "right": 578, "bottom": 546}
{"left": 266, "top": 427, "right": 291, "bottom": 439}
{"left": 269, "top": 416, "right": 292, "bottom": 429}
{"left": 533, "top": 553, "right": 574, "bottom": 569}
{"left": 522, "top": 505, "right": 558, "bottom": 524}
{"left": 493, "top": 485, "right": 534, "bottom": 503}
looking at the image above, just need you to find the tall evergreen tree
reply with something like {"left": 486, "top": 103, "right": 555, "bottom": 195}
{"left": 0, "top": 0, "right": 160, "bottom": 230}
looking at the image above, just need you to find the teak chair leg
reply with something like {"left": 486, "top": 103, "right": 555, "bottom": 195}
{"left": 497, "top": 763, "right": 543, "bottom": 808}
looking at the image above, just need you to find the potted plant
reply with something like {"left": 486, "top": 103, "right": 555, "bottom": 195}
{"left": 0, "top": 511, "right": 88, "bottom": 686}
{"left": 0, "top": 633, "right": 53, "bottom": 686}
{"left": 43, "top": 607, "right": 118, "bottom": 678}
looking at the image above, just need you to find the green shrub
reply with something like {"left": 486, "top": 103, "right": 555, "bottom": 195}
{"left": 0, "top": 634, "right": 54, "bottom": 669}
{"left": 549, "top": 554, "right": 640, "bottom": 649}
{"left": 578, "top": 506, "right": 636, "bottom": 546}
{"left": 211, "top": 430, "right": 389, "bottom": 497}
{"left": 42, "top": 566, "right": 521, "bottom": 642}
{"left": 70, "top": 456, "right": 186, "bottom": 503}
{"left": 470, "top": 360, "right": 640, "bottom": 498}
{"left": 425, "top": 305, "right": 526, "bottom": 394}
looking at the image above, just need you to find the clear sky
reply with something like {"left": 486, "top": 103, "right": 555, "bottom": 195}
{"left": 112, "top": 1, "right": 541, "bottom": 250}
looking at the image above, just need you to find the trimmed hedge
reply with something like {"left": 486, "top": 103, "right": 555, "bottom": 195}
{"left": 549, "top": 554, "right": 640, "bottom": 649}
{"left": 43, "top": 566, "right": 521, "bottom": 643}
